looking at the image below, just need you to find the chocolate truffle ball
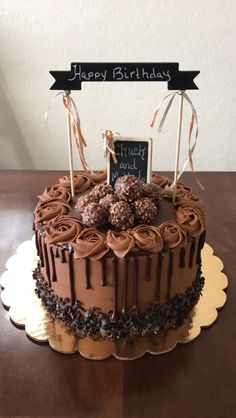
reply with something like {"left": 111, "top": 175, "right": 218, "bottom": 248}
{"left": 100, "top": 193, "right": 118, "bottom": 211}
{"left": 81, "top": 203, "right": 107, "bottom": 227}
{"left": 109, "top": 201, "right": 134, "bottom": 230}
{"left": 91, "top": 184, "right": 113, "bottom": 200}
{"left": 133, "top": 197, "right": 157, "bottom": 223}
{"left": 114, "top": 175, "right": 142, "bottom": 203}
{"left": 142, "top": 183, "right": 162, "bottom": 205}
{"left": 75, "top": 193, "right": 97, "bottom": 214}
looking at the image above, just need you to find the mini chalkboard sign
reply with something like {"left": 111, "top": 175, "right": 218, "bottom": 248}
{"left": 107, "top": 137, "right": 152, "bottom": 186}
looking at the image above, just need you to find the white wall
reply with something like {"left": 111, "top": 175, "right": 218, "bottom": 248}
{"left": 0, "top": 0, "right": 235, "bottom": 171}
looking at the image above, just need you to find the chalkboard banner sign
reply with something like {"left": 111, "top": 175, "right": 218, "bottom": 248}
{"left": 107, "top": 137, "right": 152, "bottom": 187}
{"left": 50, "top": 63, "right": 199, "bottom": 91}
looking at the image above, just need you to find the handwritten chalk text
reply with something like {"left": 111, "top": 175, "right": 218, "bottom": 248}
{"left": 68, "top": 64, "right": 171, "bottom": 83}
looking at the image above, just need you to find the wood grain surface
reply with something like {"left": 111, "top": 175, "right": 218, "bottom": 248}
{"left": 0, "top": 171, "right": 235, "bottom": 418}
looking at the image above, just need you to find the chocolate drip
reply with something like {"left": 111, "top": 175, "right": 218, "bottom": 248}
{"left": 60, "top": 247, "right": 66, "bottom": 263}
{"left": 189, "top": 238, "right": 196, "bottom": 268}
{"left": 38, "top": 233, "right": 44, "bottom": 267}
{"left": 155, "top": 252, "right": 163, "bottom": 302}
{"left": 49, "top": 245, "right": 57, "bottom": 282}
{"left": 179, "top": 247, "right": 186, "bottom": 268}
{"left": 85, "top": 258, "right": 91, "bottom": 289}
{"left": 55, "top": 246, "right": 59, "bottom": 258}
{"left": 101, "top": 258, "right": 106, "bottom": 287}
{"left": 146, "top": 255, "right": 152, "bottom": 280}
{"left": 113, "top": 257, "right": 118, "bottom": 317}
{"left": 35, "top": 229, "right": 40, "bottom": 256}
{"left": 197, "top": 231, "right": 206, "bottom": 264}
{"left": 166, "top": 250, "right": 174, "bottom": 300}
{"left": 68, "top": 250, "right": 76, "bottom": 304}
{"left": 133, "top": 256, "right": 138, "bottom": 310}
{"left": 122, "top": 258, "right": 129, "bottom": 314}
{"left": 43, "top": 242, "right": 51, "bottom": 287}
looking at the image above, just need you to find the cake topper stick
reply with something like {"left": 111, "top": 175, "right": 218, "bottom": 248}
{"left": 64, "top": 90, "right": 75, "bottom": 199}
{"left": 61, "top": 91, "right": 94, "bottom": 199}
{"left": 45, "top": 90, "right": 92, "bottom": 199}
{"left": 172, "top": 91, "right": 184, "bottom": 202}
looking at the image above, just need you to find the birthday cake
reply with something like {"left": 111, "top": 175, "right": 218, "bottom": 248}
{"left": 33, "top": 171, "right": 206, "bottom": 339}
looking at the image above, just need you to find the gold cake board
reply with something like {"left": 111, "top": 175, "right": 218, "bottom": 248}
{"left": 0, "top": 236, "right": 228, "bottom": 360}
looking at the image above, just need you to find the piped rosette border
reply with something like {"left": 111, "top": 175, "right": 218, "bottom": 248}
{"left": 33, "top": 170, "right": 206, "bottom": 260}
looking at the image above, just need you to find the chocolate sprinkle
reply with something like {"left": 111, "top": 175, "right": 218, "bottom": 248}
{"left": 34, "top": 265, "right": 205, "bottom": 340}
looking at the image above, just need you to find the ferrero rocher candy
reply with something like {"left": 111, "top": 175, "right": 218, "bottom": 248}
{"left": 142, "top": 183, "right": 162, "bottom": 205}
{"left": 91, "top": 184, "right": 113, "bottom": 200}
{"left": 114, "top": 175, "right": 142, "bottom": 203}
{"left": 133, "top": 197, "right": 157, "bottom": 223}
{"left": 75, "top": 193, "right": 98, "bottom": 214}
{"left": 109, "top": 201, "right": 134, "bottom": 230}
{"left": 100, "top": 194, "right": 118, "bottom": 211}
{"left": 81, "top": 203, "right": 107, "bottom": 227}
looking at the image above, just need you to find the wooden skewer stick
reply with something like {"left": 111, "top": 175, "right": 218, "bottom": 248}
{"left": 172, "top": 91, "right": 184, "bottom": 203}
{"left": 64, "top": 90, "right": 75, "bottom": 200}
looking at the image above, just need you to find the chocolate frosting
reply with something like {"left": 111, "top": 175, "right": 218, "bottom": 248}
{"left": 159, "top": 221, "right": 187, "bottom": 248}
{"left": 176, "top": 206, "right": 206, "bottom": 237}
{"left": 59, "top": 172, "right": 91, "bottom": 192}
{"left": 163, "top": 183, "right": 204, "bottom": 208}
{"left": 34, "top": 265, "right": 205, "bottom": 339}
{"left": 132, "top": 225, "right": 163, "bottom": 253}
{"left": 176, "top": 190, "right": 204, "bottom": 209}
{"left": 151, "top": 174, "right": 172, "bottom": 188}
{"left": 106, "top": 230, "right": 135, "bottom": 258}
{"left": 89, "top": 169, "right": 107, "bottom": 184}
{"left": 34, "top": 173, "right": 206, "bottom": 257}
{"left": 163, "top": 183, "right": 190, "bottom": 199}
{"left": 34, "top": 199, "right": 71, "bottom": 224}
{"left": 38, "top": 185, "right": 71, "bottom": 203}
{"left": 45, "top": 215, "right": 83, "bottom": 244}
{"left": 72, "top": 228, "right": 109, "bottom": 260}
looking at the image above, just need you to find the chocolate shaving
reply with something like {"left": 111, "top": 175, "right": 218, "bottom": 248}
{"left": 34, "top": 265, "right": 204, "bottom": 340}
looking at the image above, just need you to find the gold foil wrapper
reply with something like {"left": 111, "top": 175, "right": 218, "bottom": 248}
{"left": 0, "top": 236, "right": 228, "bottom": 360}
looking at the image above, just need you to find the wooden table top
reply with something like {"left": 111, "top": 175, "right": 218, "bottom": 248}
{"left": 0, "top": 170, "right": 235, "bottom": 418}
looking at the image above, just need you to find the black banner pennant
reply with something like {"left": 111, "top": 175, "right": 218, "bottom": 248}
{"left": 50, "top": 62, "right": 200, "bottom": 91}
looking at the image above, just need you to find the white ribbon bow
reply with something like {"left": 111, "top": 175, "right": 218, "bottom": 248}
{"left": 151, "top": 90, "right": 204, "bottom": 190}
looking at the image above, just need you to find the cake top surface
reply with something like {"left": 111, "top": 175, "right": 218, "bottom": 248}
{"left": 34, "top": 171, "right": 206, "bottom": 259}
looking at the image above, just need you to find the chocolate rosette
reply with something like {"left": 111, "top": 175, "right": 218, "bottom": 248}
{"left": 89, "top": 169, "right": 107, "bottom": 185}
{"left": 45, "top": 215, "right": 83, "bottom": 244}
{"left": 38, "top": 185, "right": 71, "bottom": 203}
{"left": 71, "top": 228, "right": 108, "bottom": 260}
{"left": 34, "top": 199, "right": 71, "bottom": 225}
{"left": 151, "top": 174, "right": 172, "bottom": 188}
{"left": 159, "top": 221, "right": 187, "bottom": 249}
{"left": 162, "top": 182, "right": 204, "bottom": 209}
{"left": 132, "top": 225, "right": 163, "bottom": 253}
{"left": 162, "top": 183, "right": 191, "bottom": 200}
{"left": 176, "top": 206, "right": 206, "bottom": 237}
{"left": 176, "top": 189, "right": 204, "bottom": 209}
{"left": 106, "top": 230, "right": 135, "bottom": 258}
{"left": 59, "top": 172, "right": 91, "bottom": 192}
